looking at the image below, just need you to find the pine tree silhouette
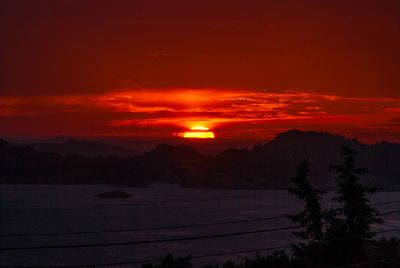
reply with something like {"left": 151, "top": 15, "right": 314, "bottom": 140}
{"left": 328, "top": 144, "right": 382, "bottom": 241}
{"left": 288, "top": 161, "right": 324, "bottom": 241}
{"left": 287, "top": 161, "right": 327, "bottom": 267}
{"left": 322, "top": 144, "right": 384, "bottom": 265}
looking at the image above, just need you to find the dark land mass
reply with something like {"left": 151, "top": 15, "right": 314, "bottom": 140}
{"left": 95, "top": 190, "right": 132, "bottom": 198}
{"left": 25, "top": 139, "right": 138, "bottom": 158}
{"left": 1, "top": 130, "right": 399, "bottom": 189}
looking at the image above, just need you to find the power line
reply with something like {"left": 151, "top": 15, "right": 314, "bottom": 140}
{"left": 0, "top": 215, "right": 287, "bottom": 238}
{"left": 319, "top": 227, "right": 400, "bottom": 244}
{"left": 2, "top": 197, "right": 400, "bottom": 214}
{"left": 5, "top": 245, "right": 291, "bottom": 268}
{"left": 0, "top": 225, "right": 302, "bottom": 251}
{"left": 89, "top": 244, "right": 400, "bottom": 268}
{"left": 83, "top": 245, "right": 291, "bottom": 267}
{"left": 367, "top": 199, "right": 400, "bottom": 207}
{"left": 0, "top": 194, "right": 273, "bottom": 214}
{"left": 2, "top": 211, "right": 400, "bottom": 252}
{"left": 2, "top": 201, "right": 399, "bottom": 238}
{"left": 4, "top": 226, "right": 400, "bottom": 268}
{"left": 379, "top": 209, "right": 400, "bottom": 216}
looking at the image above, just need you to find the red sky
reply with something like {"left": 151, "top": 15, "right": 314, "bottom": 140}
{"left": 1, "top": 0, "right": 400, "bottom": 143}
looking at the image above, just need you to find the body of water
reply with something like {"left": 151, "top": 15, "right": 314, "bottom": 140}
{"left": 1, "top": 184, "right": 400, "bottom": 267}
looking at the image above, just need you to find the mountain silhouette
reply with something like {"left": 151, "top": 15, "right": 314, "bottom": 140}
{"left": 1, "top": 130, "right": 399, "bottom": 189}
{"left": 27, "top": 139, "right": 138, "bottom": 157}
{"left": 212, "top": 130, "right": 399, "bottom": 188}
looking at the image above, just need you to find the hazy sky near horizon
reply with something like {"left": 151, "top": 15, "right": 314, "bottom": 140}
{"left": 1, "top": 0, "right": 400, "bottom": 142}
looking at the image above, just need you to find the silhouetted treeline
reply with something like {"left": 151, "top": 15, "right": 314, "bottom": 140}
{"left": 28, "top": 139, "right": 138, "bottom": 157}
{"left": 1, "top": 130, "right": 400, "bottom": 189}
{"left": 0, "top": 139, "right": 136, "bottom": 184}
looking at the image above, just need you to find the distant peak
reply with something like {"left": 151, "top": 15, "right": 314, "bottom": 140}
{"left": 153, "top": 144, "right": 198, "bottom": 153}
{"left": 274, "top": 129, "right": 343, "bottom": 140}
{"left": 255, "top": 129, "right": 359, "bottom": 151}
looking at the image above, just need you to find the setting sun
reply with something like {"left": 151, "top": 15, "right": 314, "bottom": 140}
{"left": 183, "top": 126, "right": 215, "bottom": 139}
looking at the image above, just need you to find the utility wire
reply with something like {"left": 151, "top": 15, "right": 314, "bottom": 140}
{"left": 0, "top": 225, "right": 302, "bottom": 251}
{"left": 379, "top": 209, "right": 400, "bottom": 216}
{"left": 0, "top": 215, "right": 287, "bottom": 238}
{"left": 2, "top": 197, "right": 400, "bottom": 214}
{"left": 2, "top": 200, "right": 399, "bottom": 238}
{"left": 2, "top": 211, "right": 400, "bottom": 252}
{"left": 4, "top": 227, "right": 400, "bottom": 268}
{"left": 2, "top": 245, "right": 290, "bottom": 268}
{"left": 0, "top": 194, "right": 275, "bottom": 213}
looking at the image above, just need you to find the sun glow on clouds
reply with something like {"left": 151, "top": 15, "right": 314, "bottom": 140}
{"left": 97, "top": 89, "right": 400, "bottom": 141}
{"left": 183, "top": 126, "right": 215, "bottom": 139}
{"left": 100, "top": 89, "right": 326, "bottom": 128}
{"left": 1, "top": 88, "right": 400, "bottom": 142}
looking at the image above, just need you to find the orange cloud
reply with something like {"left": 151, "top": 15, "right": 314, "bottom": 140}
{"left": 1, "top": 88, "right": 400, "bottom": 143}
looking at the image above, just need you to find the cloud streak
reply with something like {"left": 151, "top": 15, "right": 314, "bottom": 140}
{"left": 0, "top": 88, "right": 400, "bottom": 142}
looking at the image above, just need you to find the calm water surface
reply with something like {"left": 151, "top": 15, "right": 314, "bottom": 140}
{"left": 1, "top": 184, "right": 400, "bottom": 267}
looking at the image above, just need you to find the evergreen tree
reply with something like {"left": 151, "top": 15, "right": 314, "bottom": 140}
{"left": 321, "top": 144, "right": 384, "bottom": 265}
{"left": 328, "top": 144, "right": 382, "bottom": 241}
{"left": 288, "top": 161, "right": 324, "bottom": 241}
{"left": 287, "top": 161, "right": 326, "bottom": 267}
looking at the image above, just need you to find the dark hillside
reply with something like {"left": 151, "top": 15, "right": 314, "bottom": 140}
{"left": 1, "top": 130, "right": 399, "bottom": 189}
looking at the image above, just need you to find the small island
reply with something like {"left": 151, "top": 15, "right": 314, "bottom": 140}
{"left": 95, "top": 190, "right": 131, "bottom": 199}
